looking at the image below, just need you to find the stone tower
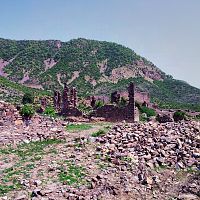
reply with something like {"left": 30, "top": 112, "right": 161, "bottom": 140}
{"left": 128, "top": 82, "right": 135, "bottom": 121}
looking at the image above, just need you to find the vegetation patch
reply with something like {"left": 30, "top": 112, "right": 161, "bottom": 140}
{"left": 43, "top": 106, "right": 56, "bottom": 117}
{"left": 20, "top": 104, "right": 35, "bottom": 119}
{"left": 173, "top": 111, "right": 186, "bottom": 122}
{"left": 66, "top": 123, "right": 93, "bottom": 132}
{"left": 0, "top": 139, "right": 64, "bottom": 196}
{"left": 139, "top": 106, "right": 156, "bottom": 118}
{"left": 58, "top": 161, "right": 86, "bottom": 186}
{"left": 91, "top": 129, "right": 106, "bottom": 137}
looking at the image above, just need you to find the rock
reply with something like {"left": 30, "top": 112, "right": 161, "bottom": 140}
{"left": 0, "top": 196, "right": 8, "bottom": 200}
{"left": 40, "top": 189, "right": 53, "bottom": 196}
{"left": 14, "top": 194, "right": 27, "bottom": 200}
{"left": 50, "top": 127, "right": 58, "bottom": 132}
{"left": 32, "top": 189, "right": 42, "bottom": 197}
{"left": 0, "top": 120, "right": 4, "bottom": 126}
{"left": 177, "top": 162, "right": 185, "bottom": 169}
{"left": 34, "top": 179, "right": 42, "bottom": 186}
{"left": 178, "top": 194, "right": 199, "bottom": 200}
{"left": 15, "top": 119, "right": 23, "bottom": 126}
{"left": 146, "top": 176, "right": 153, "bottom": 185}
{"left": 146, "top": 161, "right": 154, "bottom": 169}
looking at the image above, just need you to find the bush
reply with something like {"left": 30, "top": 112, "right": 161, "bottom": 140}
{"left": 22, "top": 93, "right": 34, "bottom": 104}
{"left": 91, "top": 129, "right": 106, "bottom": 137}
{"left": 44, "top": 106, "right": 56, "bottom": 117}
{"left": 173, "top": 111, "right": 185, "bottom": 122}
{"left": 139, "top": 106, "right": 156, "bottom": 117}
{"left": 119, "top": 97, "right": 127, "bottom": 108}
{"left": 95, "top": 101, "right": 104, "bottom": 109}
{"left": 78, "top": 103, "right": 93, "bottom": 114}
{"left": 195, "top": 114, "right": 200, "bottom": 120}
{"left": 20, "top": 104, "right": 35, "bottom": 119}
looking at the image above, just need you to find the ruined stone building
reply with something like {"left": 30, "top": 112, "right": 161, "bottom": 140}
{"left": 53, "top": 83, "right": 82, "bottom": 117}
{"left": 92, "top": 82, "right": 139, "bottom": 122}
{"left": 52, "top": 82, "right": 140, "bottom": 122}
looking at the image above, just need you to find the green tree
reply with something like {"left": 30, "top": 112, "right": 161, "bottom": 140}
{"left": 173, "top": 111, "right": 185, "bottom": 122}
{"left": 44, "top": 106, "right": 56, "bottom": 117}
{"left": 22, "top": 93, "right": 34, "bottom": 104}
{"left": 20, "top": 104, "right": 35, "bottom": 119}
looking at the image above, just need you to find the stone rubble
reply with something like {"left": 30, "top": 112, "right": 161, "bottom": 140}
{"left": 96, "top": 121, "right": 200, "bottom": 170}
{"left": 0, "top": 100, "right": 199, "bottom": 199}
{"left": 0, "top": 101, "right": 68, "bottom": 146}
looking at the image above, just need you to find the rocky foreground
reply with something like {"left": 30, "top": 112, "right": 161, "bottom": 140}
{"left": 0, "top": 103, "right": 199, "bottom": 200}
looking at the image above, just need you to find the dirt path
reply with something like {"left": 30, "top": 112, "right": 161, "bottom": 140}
{"left": 65, "top": 123, "right": 113, "bottom": 141}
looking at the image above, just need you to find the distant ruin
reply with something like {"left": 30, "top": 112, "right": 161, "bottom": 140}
{"left": 53, "top": 83, "right": 82, "bottom": 117}
{"left": 92, "top": 82, "right": 139, "bottom": 122}
{"left": 52, "top": 82, "right": 143, "bottom": 122}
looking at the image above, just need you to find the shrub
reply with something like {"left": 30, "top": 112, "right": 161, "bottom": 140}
{"left": 95, "top": 101, "right": 104, "bottom": 109}
{"left": 139, "top": 106, "right": 156, "bottom": 117}
{"left": 20, "top": 104, "right": 35, "bottom": 119}
{"left": 91, "top": 129, "right": 106, "bottom": 137}
{"left": 78, "top": 103, "right": 93, "bottom": 114}
{"left": 22, "top": 93, "right": 34, "bottom": 104}
{"left": 44, "top": 106, "right": 56, "bottom": 117}
{"left": 173, "top": 111, "right": 185, "bottom": 122}
{"left": 196, "top": 114, "right": 200, "bottom": 120}
{"left": 119, "top": 97, "right": 127, "bottom": 108}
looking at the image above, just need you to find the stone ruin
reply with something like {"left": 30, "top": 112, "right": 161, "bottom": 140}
{"left": 52, "top": 82, "right": 140, "bottom": 122}
{"left": 53, "top": 83, "right": 82, "bottom": 117}
{"left": 111, "top": 91, "right": 120, "bottom": 104}
{"left": 92, "top": 82, "right": 139, "bottom": 122}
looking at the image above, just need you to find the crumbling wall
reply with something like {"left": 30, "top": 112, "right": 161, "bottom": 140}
{"left": 53, "top": 84, "right": 82, "bottom": 117}
{"left": 93, "top": 105, "right": 139, "bottom": 122}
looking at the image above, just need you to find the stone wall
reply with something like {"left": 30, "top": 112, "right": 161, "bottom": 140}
{"left": 54, "top": 84, "right": 82, "bottom": 117}
{"left": 92, "top": 82, "right": 139, "bottom": 122}
{"left": 93, "top": 105, "right": 139, "bottom": 122}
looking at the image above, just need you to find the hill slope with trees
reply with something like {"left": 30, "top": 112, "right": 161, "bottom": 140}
{"left": 0, "top": 38, "right": 200, "bottom": 110}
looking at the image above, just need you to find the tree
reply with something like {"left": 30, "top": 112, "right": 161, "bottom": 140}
{"left": 20, "top": 104, "right": 35, "bottom": 120}
{"left": 22, "top": 93, "right": 34, "bottom": 104}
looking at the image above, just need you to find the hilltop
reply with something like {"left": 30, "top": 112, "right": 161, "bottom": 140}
{"left": 0, "top": 38, "right": 200, "bottom": 110}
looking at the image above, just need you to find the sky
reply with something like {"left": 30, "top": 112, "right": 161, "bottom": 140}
{"left": 0, "top": 0, "right": 200, "bottom": 88}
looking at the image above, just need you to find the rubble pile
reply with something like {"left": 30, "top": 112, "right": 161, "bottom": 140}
{"left": 0, "top": 99, "right": 70, "bottom": 146}
{"left": 96, "top": 121, "right": 200, "bottom": 170}
{"left": 0, "top": 101, "right": 20, "bottom": 124}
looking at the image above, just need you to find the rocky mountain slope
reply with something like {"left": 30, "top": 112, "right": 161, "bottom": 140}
{"left": 0, "top": 38, "right": 200, "bottom": 109}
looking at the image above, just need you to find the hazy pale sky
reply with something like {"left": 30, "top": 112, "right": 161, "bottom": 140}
{"left": 0, "top": 0, "right": 200, "bottom": 88}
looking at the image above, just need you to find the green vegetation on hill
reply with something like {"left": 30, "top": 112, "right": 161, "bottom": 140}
{"left": 0, "top": 37, "right": 200, "bottom": 110}
{"left": 0, "top": 76, "right": 50, "bottom": 103}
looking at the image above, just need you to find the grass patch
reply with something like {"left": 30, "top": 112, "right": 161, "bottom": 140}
{"left": 0, "top": 139, "right": 64, "bottom": 196}
{"left": 0, "top": 183, "right": 21, "bottom": 196}
{"left": 154, "top": 165, "right": 168, "bottom": 172}
{"left": 66, "top": 123, "right": 93, "bottom": 132}
{"left": 91, "top": 129, "right": 106, "bottom": 137}
{"left": 97, "top": 161, "right": 109, "bottom": 170}
{"left": 91, "top": 125, "right": 111, "bottom": 137}
{"left": 0, "top": 139, "right": 63, "bottom": 160}
{"left": 58, "top": 161, "right": 86, "bottom": 186}
{"left": 176, "top": 167, "right": 199, "bottom": 180}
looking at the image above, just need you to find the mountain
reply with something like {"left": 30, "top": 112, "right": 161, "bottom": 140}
{"left": 0, "top": 38, "right": 200, "bottom": 110}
